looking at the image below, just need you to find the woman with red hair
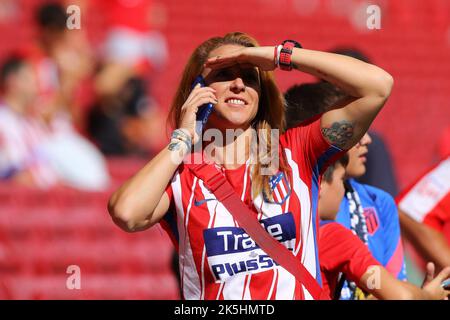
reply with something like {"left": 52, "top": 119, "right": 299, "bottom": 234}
{"left": 108, "top": 32, "right": 394, "bottom": 300}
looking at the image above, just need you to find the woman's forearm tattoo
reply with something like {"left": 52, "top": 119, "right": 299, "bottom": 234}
{"left": 321, "top": 120, "right": 354, "bottom": 148}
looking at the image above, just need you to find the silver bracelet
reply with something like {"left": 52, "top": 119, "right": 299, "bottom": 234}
{"left": 170, "top": 129, "right": 192, "bottom": 151}
{"left": 168, "top": 139, "right": 190, "bottom": 152}
{"left": 171, "top": 129, "right": 191, "bottom": 142}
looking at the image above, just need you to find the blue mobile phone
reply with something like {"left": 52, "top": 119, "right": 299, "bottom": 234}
{"left": 191, "top": 75, "right": 214, "bottom": 135}
{"left": 441, "top": 278, "right": 450, "bottom": 288}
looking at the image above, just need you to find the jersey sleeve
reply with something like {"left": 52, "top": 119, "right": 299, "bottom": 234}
{"left": 319, "top": 222, "right": 381, "bottom": 284}
{"left": 421, "top": 193, "right": 450, "bottom": 233}
{"left": 397, "top": 158, "right": 450, "bottom": 227}
{"left": 367, "top": 185, "right": 407, "bottom": 280}
{"left": 158, "top": 178, "right": 179, "bottom": 249}
{"left": 281, "top": 119, "right": 345, "bottom": 174}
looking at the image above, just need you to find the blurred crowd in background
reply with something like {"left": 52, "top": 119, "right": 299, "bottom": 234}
{"left": 0, "top": 0, "right": 170, "bottom": 191}
{"left": 0, "top": 0, "right": 449, "bottom": 191}
{"left": 0, "top": 0, "right": 449, "bottom": 299}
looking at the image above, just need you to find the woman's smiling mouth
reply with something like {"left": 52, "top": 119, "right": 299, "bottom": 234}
{"left": 224, "top": 97, "right": 248, "bottom": 106}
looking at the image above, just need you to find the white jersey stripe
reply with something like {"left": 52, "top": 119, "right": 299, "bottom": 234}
{"left": 171, "top": 173, "right": 186, "bottom": 294}
{"left": 266, "top": 268, "right": 278, "bottom": 300}
{"left": 275, "top": 266, "right": 296, "bottom": 300}
{"left": 399, "top": 158, "right": 450, "bottom": 222}
{"left": 243, "top": 274, "right": 252, "bottom": 300}
{"left": 185, "top": 177, "right": 198, "bottom": 229}
{"left": 173, "top": 174, "right": 202, "bottom": 299}
{"left": 200, "top": 194, "right": 216, "bottom": 300}
{"left": 241, "top": 163, "right": 249, "bottom": 201}
{"left": 216, "top": 281, "right": 225, "bottom": 300}
{"left": 284, "top": 184, "right": 291, "bottom": 214}
{"left": 285, "top": 148, "right": 317, "bottom": 287}
{"left": 222, "top": 272, "right": 248, "bottom": 300}
{"left": 279, "top": 180, "right": 287, "bottom": 198}
{"left": 302, "top": 285, "right": 314, "bottom": 300}
{"left": 274, "top": 188, "right": 282, "bottom": 203}
{"left": 285, "top": 149, "right": 310, "bottom": 256}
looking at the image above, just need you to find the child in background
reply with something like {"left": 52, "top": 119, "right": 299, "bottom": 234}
{"left": 317, "top": 156, "right": 450, "bottom": 300}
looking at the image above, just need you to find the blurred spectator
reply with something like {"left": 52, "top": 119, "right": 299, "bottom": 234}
{"left": 33, "top": 1, "right": 95, "bottom": 131}
{"left": 32, "top": 2, "right": 110, "bottom": 190}
{"left": 88, "top": 72, "right": 164, "bottom": 156}
{"left": 0, "top": 55, "right": 58, "bottom": 188}
{"left": 86, "top": 0, "right": 168, "bottom": 156}
{"left": 397, "top": 155, "right": 450, "bottom": 272}
{"left": 95, "top": 0, "right": 168, "bottom": 71}
{"left": 0, "top": 54, "right": 109, "bottom": 191}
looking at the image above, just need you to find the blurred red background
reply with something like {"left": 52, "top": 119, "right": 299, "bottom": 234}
{"left": 1, "top": 0, "right": 448, "bottom": 187}
{"left": 0, "top": 0, "right": 448, "bottom": 299}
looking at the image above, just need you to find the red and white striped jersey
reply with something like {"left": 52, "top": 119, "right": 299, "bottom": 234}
{"left": 160, "top": 120, "right": 343, "bottom": 300}
{"left": 397, "top": 156, "right": 450, "bottom": 237}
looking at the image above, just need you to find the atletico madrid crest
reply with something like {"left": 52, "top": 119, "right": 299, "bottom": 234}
{"left": 363, "top": 207, "right": 380, "bottom": 235}
{"left": 263, "top": 172, "right": 291, "bottom": 205}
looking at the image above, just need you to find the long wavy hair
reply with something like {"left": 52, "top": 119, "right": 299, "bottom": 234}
{"left": 168, "top": 32, "right": 289, "bottom": 199}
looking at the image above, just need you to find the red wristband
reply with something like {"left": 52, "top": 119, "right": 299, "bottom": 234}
{"left": 278, "top": 40, "right": 302, "bottom": 71}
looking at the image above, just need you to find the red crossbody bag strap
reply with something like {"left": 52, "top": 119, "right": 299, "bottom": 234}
{"left": 187, "top": 161, "right": 326, "bottom": 300}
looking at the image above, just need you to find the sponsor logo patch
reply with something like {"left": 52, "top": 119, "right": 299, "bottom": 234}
{"left": 203, "top": 213, "right": 297, "bottom": 281}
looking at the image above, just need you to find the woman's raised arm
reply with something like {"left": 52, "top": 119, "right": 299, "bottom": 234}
{"left": 108, "top": 84, "right": 217, "bottom": 232}
{"left": 290, "top": 48, "right": 393, "bottom": 150}
{"left": 205, "top": 44, "right": 394, "bottom": 150}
